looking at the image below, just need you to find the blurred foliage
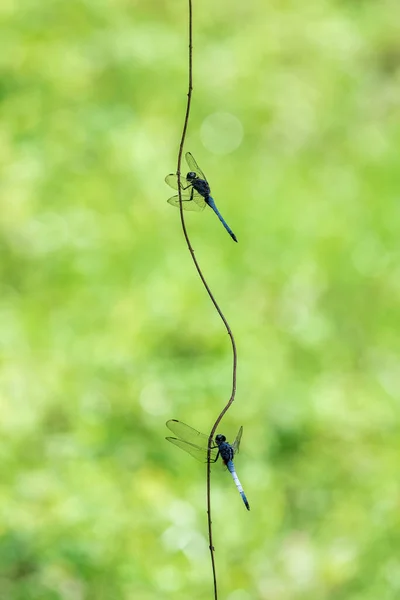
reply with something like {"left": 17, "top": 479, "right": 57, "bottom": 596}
{"left": 1, "top": 0, "right": 400, "bottom": 598}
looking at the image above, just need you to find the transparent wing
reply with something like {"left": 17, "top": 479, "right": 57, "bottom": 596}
{"left": 166, "top": 419, "right": 209, "bottom": 445}
{"left": 167, "top": 195, "right": 205, "bottom": 212}
{"left": 166, "top": 419, "right": 218, "bottom": 462}
{"left": 191, "top": 192, "right": 206, "bottom": 210}
{"left": 165, "top": 173, "right": 179, "bottom": 191}
{"left": 232, "top": 426, "right": 243, "bottom": 455}
{"left": 166, "top": 437, "right": 218, "bottom": 462}
{"left": 165, "top": 173, "right": 190, "bottom": 191}
{"left": 185, "top": 152, "right": 208, "bottom": 182}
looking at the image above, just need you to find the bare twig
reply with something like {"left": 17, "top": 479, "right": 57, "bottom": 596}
{"left": 174, "top": 2, "right": 237, "bottom": 598}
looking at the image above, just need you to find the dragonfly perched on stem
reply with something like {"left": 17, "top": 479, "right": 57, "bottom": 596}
{"left": 165, "top": 152, "right": 238, "bottom": 242}
{"left": 166, "top": 419, "right": 250, "bottom": 510}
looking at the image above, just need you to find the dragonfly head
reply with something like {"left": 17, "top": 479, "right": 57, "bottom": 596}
{"left": 186, "top": 171, "right": 197, "bottom": 182}
{"left": 215, "top": 434, "right": 226, "bottom": 446}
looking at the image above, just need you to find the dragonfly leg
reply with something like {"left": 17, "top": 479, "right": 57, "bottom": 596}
{"left": 209, "top": 449, "right": 220, "bottom": 463}
{"left": 177, "top": 182, "right": 191, "bottom": 190}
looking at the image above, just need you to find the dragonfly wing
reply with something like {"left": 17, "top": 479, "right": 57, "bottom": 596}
{"left": 166, "top": 419, "right": 219, "bottom": 462}
{"left": 167, "top": 194, "right": 204, "bottom": 212}
{"left": 232, "top": 426, "right": 243, "bottom": 455}
{"left": 165, "top": 173, "right": 192, "bottom": 191}
{"left": 166, "top": 437, "right": 208, "bottom": 462}
{"left": 165, "top": 173, "right": 180, "bottom": 190}
{"left": 191, "top": 192, "right": 206, "bottom": 211}
{"left": 185, "top": 152, "right": 208, "bottom": 182}
{"left": 166, "top": 437, "right": 218, "bottom": 463}
{"left": 166, "top": 419, "right": 209, "bottom": 445}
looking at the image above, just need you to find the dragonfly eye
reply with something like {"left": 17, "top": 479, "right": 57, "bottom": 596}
{"left": 186, "top": 171, "right": 197, "bottom": 181}
{"left": 215, "top": 434, "right": 226, "bottom": 444}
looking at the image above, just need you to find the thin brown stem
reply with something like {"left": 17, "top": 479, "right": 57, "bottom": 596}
{"left": 175, "top": 2, "right": 237, "bottom": 599}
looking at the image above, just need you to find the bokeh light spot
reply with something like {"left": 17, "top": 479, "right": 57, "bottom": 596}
{"left": 200, "top": 112, "right": 244, "bottom": 155}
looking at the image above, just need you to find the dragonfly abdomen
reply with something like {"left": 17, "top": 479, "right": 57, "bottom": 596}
{"left": 226, "top": 460, "right": 250, "bottom": 511}
{"left": 206, "top": 197, "right": 238, "bottom": 243}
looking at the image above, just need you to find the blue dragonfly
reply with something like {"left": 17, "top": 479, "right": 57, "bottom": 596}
{"left": 165, "top": 152, "right": 238, "bottom": 242}
{"left": 166, "top": 419, "right": 250, "bottom": 510}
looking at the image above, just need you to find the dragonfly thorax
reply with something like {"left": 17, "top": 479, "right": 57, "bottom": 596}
{"left": 189, "top": 176, "right": 211, "bottom": 198}
{"left": 219, "top": 442, "right": 234, "bottom": 463}
{"left": 215, "top": 434, "right": 234, "bottom": 462}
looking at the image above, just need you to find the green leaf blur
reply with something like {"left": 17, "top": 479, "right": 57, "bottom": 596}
{"left": 1, "top": 0, "right": 399, "bottom": 598}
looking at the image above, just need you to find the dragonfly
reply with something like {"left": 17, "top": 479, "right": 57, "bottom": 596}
{"left": 166, "top": 419, "right": 250, "bottom": 511}
{"left": 165, "top": 152, "right": 238, "bottom": 243}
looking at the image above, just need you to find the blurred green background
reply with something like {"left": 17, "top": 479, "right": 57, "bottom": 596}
{"left": 1, "top": 0, "right": 400, "bottom": 598}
